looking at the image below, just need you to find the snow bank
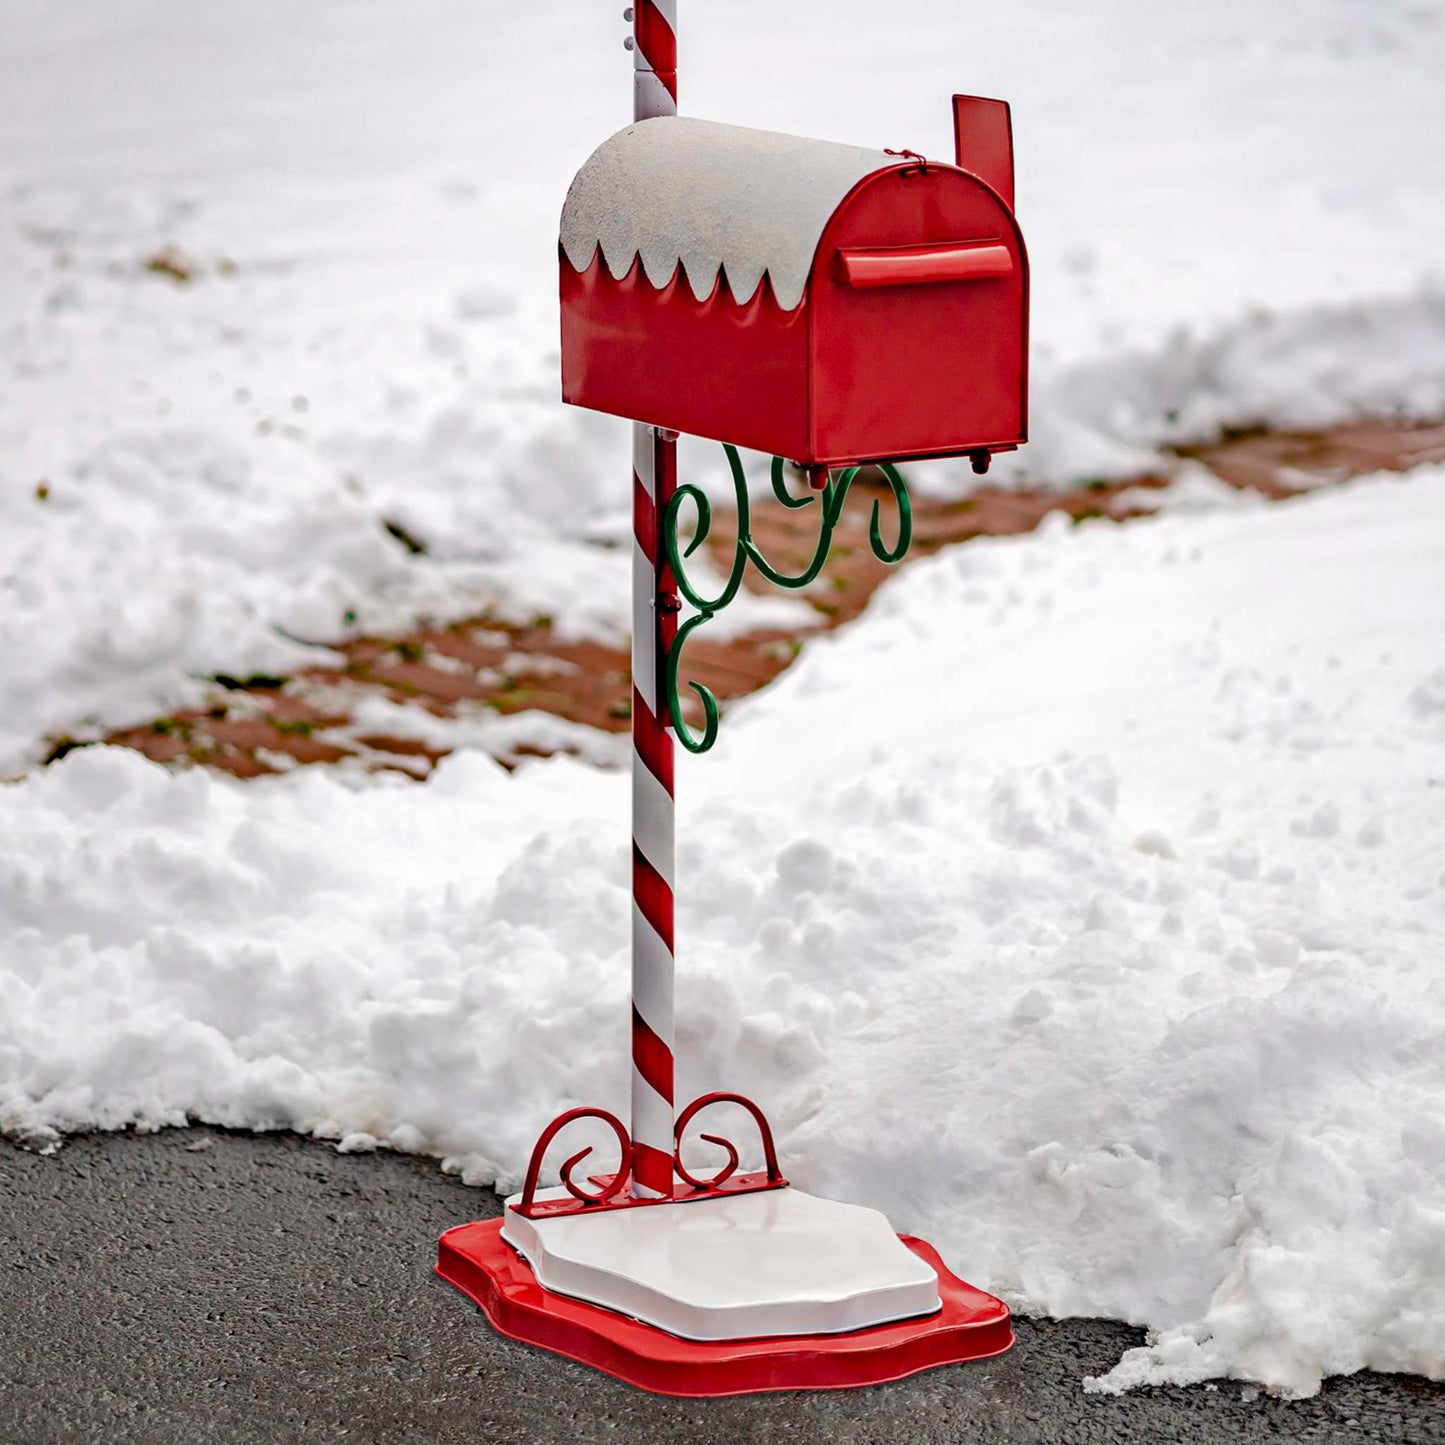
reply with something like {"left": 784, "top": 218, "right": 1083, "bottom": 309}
{"left": 4, "top": 470, "right": 1442, "bottom": 1395}
{"left": 4, "top": 0, "right": 1445, "bottom": 760}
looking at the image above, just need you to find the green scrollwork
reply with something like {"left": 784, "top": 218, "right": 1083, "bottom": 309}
{"left": 662, "top": 443, "right": 912, "bottom": 754}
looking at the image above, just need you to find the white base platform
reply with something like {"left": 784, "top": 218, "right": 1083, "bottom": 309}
{"left": 500, "top": 1185, "right": 941, "bottom": 1342}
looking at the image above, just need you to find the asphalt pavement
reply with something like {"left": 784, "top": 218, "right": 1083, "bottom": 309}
{"left": 1, "top": 1128, "right": 1439, "bottom": 1444}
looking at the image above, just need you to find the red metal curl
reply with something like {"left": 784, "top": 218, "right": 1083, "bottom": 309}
{"left": 672, "top": 1092, "right": 786, "bottom": 1191}
{"left": 516, "top": 1107, "right": 632, "bottom": 1217}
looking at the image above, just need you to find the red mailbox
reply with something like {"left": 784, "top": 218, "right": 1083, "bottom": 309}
{"left": 441, "top": 20, "right": 1024, "bottom": 1392}
{"left": 560, "top": 96, "right": 1027, "bottom": 469}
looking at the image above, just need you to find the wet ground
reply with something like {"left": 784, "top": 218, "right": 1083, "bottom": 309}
{"left": 2, "top": 1128, "right": 1440, "bottom": 1444}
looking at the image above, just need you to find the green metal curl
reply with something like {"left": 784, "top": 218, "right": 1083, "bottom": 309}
{"left": 661, "top": 443, "right": 913, "bottom": 754}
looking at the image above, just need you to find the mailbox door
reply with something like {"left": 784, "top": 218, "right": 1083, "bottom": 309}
{"left": 808, "top": 166, "right": 1027, "bottom": 465}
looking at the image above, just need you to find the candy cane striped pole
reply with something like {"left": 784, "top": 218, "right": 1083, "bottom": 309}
{"left": 629, "top": 0, "right": 677, "bottom": 120}
{"left": 628, "top": 0, "right": 678, "bottom": 1199}
{"left": 630, "top": 428, "right": 677, "bottom": 1198}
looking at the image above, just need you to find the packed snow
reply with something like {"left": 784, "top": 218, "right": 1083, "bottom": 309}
{"left": 4, "top": 0, "right": 1445, "bottom": 761}
{"left": 3, "top": 471, "right": 1443, "bottom": 1395}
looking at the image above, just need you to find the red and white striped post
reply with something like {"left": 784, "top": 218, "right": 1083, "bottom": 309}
{"left": 629, "top": 0, "right": 677, "bottom": 120}
{"left": 627, "top": 0, "right": 679, "bottom": 1199}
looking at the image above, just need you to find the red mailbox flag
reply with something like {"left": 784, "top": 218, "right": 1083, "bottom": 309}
{"left": 952, "top": 94, "right": 1015, "bottom": 210}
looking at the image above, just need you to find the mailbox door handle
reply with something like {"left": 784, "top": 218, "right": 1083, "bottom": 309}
{"left": 836, "top": 240, "right": 1013, "bottom": 289}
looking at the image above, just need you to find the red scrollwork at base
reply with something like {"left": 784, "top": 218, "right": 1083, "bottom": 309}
{"left": 510, "top": 1091, "right": 789, "bottom": 1221}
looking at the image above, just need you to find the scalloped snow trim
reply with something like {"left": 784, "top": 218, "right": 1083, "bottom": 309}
{"left": 560, "top": 116, "right": 891, "bottom": 311}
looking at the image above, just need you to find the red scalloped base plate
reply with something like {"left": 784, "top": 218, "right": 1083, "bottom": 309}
{"left": 435, "top": 1219, "right": 1013, "bottom": 1397}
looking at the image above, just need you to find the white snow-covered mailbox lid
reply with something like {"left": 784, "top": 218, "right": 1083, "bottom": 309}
{"left": 561, "top": 117, "right": 892, "bottom": 310}
{"left": 559, "top": 109, "right": 1028, "bottom": 468}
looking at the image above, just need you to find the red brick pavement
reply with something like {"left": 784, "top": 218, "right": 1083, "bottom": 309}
{"left": 76, "top": 419, "right": 1445, "bottom": 780}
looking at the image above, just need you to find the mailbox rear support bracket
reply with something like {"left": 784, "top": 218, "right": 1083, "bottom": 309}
{"left": 662, "top": 442, "right": 913, "bottom": 754}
